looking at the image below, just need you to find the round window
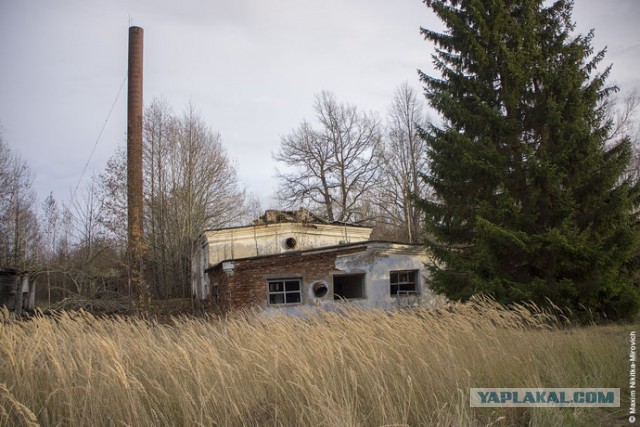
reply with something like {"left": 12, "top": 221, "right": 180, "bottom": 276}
{"left": 312, "top": 282, "right": 328, "bottom": 298}
{"left": 285, "top": 237, "right": 297, "bottom": 249}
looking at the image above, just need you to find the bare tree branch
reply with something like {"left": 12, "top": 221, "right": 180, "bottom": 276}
{"left": 274, "top": 91, "right": 381, "bottom": 222}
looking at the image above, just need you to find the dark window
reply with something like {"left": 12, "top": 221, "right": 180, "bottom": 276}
{"left": 333, "top": 274, "right": 365, "bottom": 300}
{"left": 285, "top": 237, "right": 297, "bottom": 249}
{"left": 390, "top": 270, "right": 418, "bottom": 296}
{"left": 312, "top": 282, "right": 328, "bottom": 298}
{"left": 268, "top": 279, "right": 302, "bottom": 305}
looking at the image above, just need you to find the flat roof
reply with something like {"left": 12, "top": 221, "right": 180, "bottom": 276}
{"left": 201, "top": 221, "right": 372, "bottom": 234}
{"left": 205, "top": 240, "right": 425, "bottom": 272}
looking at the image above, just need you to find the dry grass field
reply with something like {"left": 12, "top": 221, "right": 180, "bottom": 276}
{"left": 0, "top": 299, "right": 631, "bottom": 426}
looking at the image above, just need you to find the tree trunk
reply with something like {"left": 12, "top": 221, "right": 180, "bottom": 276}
{"left": 14, "top": 275, "right": 25, "bottom": 315}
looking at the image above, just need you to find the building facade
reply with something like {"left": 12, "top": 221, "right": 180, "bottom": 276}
{"left": 192, "top": 210, "right": 437, "bottom": 313}
{"left": 192, "top": 209, "right": 373, "bottom": 299}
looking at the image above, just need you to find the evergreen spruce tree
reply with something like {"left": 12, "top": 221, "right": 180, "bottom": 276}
{"left": 418, "top": 0, "right": 640, "bottom": 320}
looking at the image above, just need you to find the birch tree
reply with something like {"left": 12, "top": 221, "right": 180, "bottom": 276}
{"left": 375, "top": 83, "right": 430, "bottom": 242}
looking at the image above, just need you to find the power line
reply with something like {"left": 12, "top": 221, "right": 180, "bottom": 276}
{"left": 70, "top": 72, "right": 128, "bottom": 204}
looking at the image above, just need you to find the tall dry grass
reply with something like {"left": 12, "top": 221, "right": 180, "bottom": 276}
{"left": 0, "top": 299, "right": 630, "bottom": 426}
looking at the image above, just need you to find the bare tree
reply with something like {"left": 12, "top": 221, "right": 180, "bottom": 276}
{"left": 97, "top": 146, "right": 128, "bottom": 243}
{"left": 41, "top": 193, "right": 59, "bottom": 258}
{"left": 97, "top": 99, "right": 249, "bottom": 298}
{"left": 162, "top": 103, "right": 247, "bottom": 297}
{"left": 40, "top": 192, "right": 59, "bottom": 304}
{"left": 175, "top": 103, "right": 247, "bottom": 231}
{"left": 605, "top": 89, "right": 640, "bottom": 183}
{"left": 275, "top": 121, "right": 334, "bottom": 218}
{"left": 143, "top": 99, "right": 174, "bottom": 297}
{"left": 0, "top": 131, "right": 43, "bottom": 312}
{"left": 372, "top": 83, "right": 430, "bottom": 242}
{"left": 0, "top": 136, "right": 110, "bottom": 306}
{"left": 606, "top": 89, "right": 640, "bottom": 144}
{"left": 275, "top": 91, "right": 381, "bottom": 222}
{"left": 0, "top": 136, "right": 40, "bottom": 269}
{"left": 59, "top": 180, "right": 121, "bottom": 299}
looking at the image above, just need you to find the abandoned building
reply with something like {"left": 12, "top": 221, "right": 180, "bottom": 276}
{"left": 0, "top": 269, "right": 36, "bottom": 313}
{"left": 192, "top": 209, "right": 437, "bottom": 313}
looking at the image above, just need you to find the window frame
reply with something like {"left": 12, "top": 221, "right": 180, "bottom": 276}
{"left": 333, "top": 273, "right": 367, "bottom": 301}
{"left": 390, "top": 270, "right": 419, "bottom": 297}
{"left": 267, "top": 278, "right": 302, "bottom": 306}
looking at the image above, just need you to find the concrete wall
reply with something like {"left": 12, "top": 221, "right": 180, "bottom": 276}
{"left": 208, "top": 243, "right": 438, "bottom": 314}
{"left": 0, "top": 274, "right": 36, "bottom": 311}
{"left": 204, "top": 222, "right": 372, "bottom": 266}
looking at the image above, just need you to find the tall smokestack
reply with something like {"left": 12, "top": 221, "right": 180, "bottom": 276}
{"left": 127, "top": 26, "right": 144, "bottom": 260}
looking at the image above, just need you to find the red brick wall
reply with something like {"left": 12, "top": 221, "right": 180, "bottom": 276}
{"left": 207, "top": 246, "right": 366, "bottom": 313}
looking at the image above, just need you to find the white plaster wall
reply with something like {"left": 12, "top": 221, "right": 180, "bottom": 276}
{"left": 204, "top": 223, "right": 372, "bottom": 267}
{"left": 259, "top": 244, "right": 439, "bottom": 314}
{"left": 191, "top": 235, "right": 210, "bottom": 298}
{"left": 333, "top": 245, "right": 437, "bottom": 310}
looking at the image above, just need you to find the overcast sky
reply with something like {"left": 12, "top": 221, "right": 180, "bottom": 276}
{"left": 1, "top": 0, "right": 639, "bottom": 210}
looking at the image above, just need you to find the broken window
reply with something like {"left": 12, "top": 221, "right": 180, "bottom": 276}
{"left": 212, "top": 282, "right": 220, "bottom": 304}
{"left": 267, "top": 278, "right": 302, "bottom": 305}
{"left": 333, "top": 274, "right": 365, "bottom": 300}
{"left": 390, "top": 270, "right": 418, "bottom": 296}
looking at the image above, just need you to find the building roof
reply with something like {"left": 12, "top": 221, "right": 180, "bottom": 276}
{"left": 200, "top": 208, "right": 372, "bottom": 234}
{"left": 205, "top": 240, "right": 427, "bottom": 272}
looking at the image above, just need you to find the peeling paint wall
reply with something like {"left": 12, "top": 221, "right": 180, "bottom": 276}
{"left": 333, "top": 244, "right": 437, "bottom": 310}
{"left": 204, "top": 223, "right": 372, "bottom": 266}
{"left": 207, "top": 243, "right": 439, "bottom": 314}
